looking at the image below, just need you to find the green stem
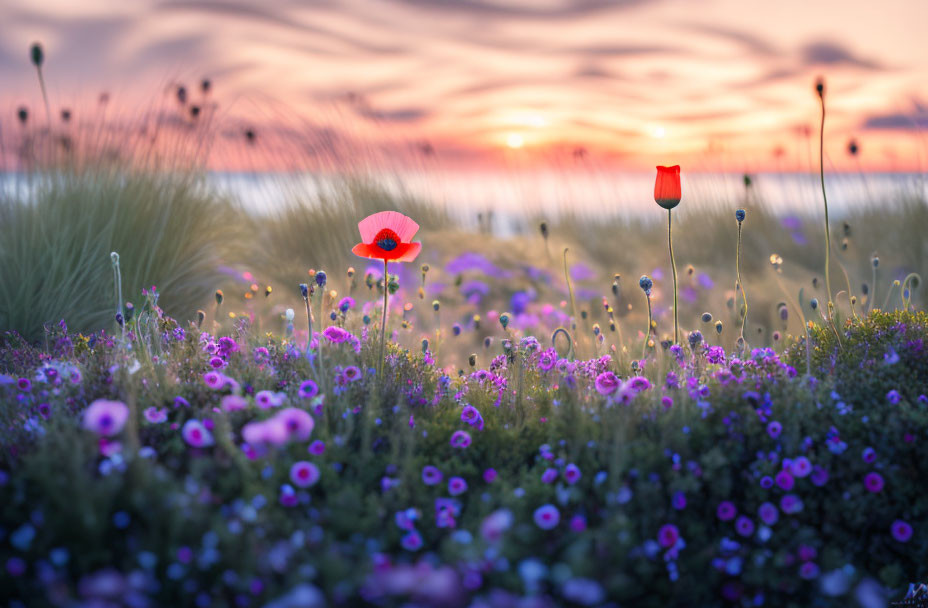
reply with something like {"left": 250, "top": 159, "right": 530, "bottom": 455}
{"left": 870, "top": 264, "right": 877, "bottom": 313}
{"left": 641, "top": 294, "right": 652, "bottom": 361}
{"left": 668, "top": 209, "right": 678, "bottom": 344}
{"left": 379, "top": 259, "right": 389, "bottom": 380}
{"left": 563, "top": 248, "right": 580, "bottom": 354}
{"left": 736, "top": 222, "right": 747, "bottom": 349}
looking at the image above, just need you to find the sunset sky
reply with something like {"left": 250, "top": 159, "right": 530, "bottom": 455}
{"left": 2, "top": 0, "right": 927, "bottom": 171}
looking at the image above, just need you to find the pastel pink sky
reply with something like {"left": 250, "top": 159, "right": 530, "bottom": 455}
{"left": 2, "top": 0, "right": 927, "bottom": 171}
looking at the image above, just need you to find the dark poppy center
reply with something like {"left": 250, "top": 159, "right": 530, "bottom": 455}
{"left": 374, "top": 228, "right": 400, "bottom": 251}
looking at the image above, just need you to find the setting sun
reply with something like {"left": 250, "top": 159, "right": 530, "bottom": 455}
{"left": 506, "top": 133, "right": 524, "bottom": 149}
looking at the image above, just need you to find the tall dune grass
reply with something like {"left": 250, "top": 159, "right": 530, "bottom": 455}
{"left": 0, "top": 168, "right": 243, "bottom": 341}
{"left": 255, "top": 178, "right": 449, "bottom": 289}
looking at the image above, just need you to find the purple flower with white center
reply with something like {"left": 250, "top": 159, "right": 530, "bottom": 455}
{"left": 864, "top": 472, "right": 884, "bottom": 493}
{"left": 534, "top": 504, "right": 560, "bottom": 530}
{"left": 658, "top": 524, "right": 679, "bottom": 548}
{"left": 594, "top": 371, "right": 620, "bottom": 395}
{"left": 290, "top": 461, "right": 320, "bottom": 487}
{"left": 735, "top": 516, "right": 755, "bottom": 537}
{"left": 450, "top": 430, "right": 471, "bottom": 448}
{"left": 83, "top": 400, "right": 129, "bottom": 436}
{"left": 298, "top": 380, "right": 319, "bottom": 399}
{"left": 448, "top": 476, "right": 468, "bottom": 496}
{"left": 275, "top": 407, "right": 315, "bottom": 441}
{"left": 203, "top": 371, "right": 225, "bottom": 390}
{"left": 322, "top": 326, "right": 350, "bottom": 344}
{"left": 564, "top": 463, "right": 581, "bottom": 485}
{"left": 716, "top": 501, "right": 736, "bottom": 521}
{"left": 182, "top": 419, "right": 214, "bottom": 447}
{"left": 143, "top": 407, "right": 167, "bottom": 424}
{"left": 758, "top": 502, "right": 779, "bottom": 525}
{"left": 891, "top": 520, "right": 913, "bottom": 542}
{"left": 541, "top": 468, "right": 558, "bottom": 484}
{"left": 422, "top": 465, "right": 443, "bottom": 485}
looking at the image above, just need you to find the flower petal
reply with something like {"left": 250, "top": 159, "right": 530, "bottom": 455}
{"left": 357, "top": 211, "right": 419, "bottom": 244}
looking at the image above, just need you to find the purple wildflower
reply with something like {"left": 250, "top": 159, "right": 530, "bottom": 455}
{"left": 322, "top": 326, "right": 350, "bottom": 344}
{"left": 290, "top": 461, "right": 320, "bottom": 487}
{"left": 716, "top": 501, "right": 737, "bottom": 521}
{"left": 422, "top": 465, "right": 443, "bottom": 485}
{"left": 594, "top": 371, "right": 620, "bottom": 396}
{"left": 83, "top": 400, "right": 129, "bottom": 436}
{"left": 534, "top": 504, "right": 560, "bottom": 530}
{"left": 658, "top": 524, "right": 679, "bottom": 548}
{"left": 891, "top": 520, "right": 913, "bottom": 542}
{"left": 448, "top": 477, "right": 468, "bottom": 496}
{"left": 298, "top": 380, "right": 319, "bottom": 399}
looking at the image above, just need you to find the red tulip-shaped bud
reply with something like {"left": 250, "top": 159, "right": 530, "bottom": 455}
{"left": 654, "top": 165, "right": 681, "bottom": 210}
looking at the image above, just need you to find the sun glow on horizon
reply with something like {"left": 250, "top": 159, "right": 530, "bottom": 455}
{"left": 506, "top": 133, "right": 525, "bottom": 149}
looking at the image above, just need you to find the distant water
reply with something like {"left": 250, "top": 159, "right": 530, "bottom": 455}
{"left": 208, "top": 169, "right": 926, "bottom": 234}
{"left": 3, "top": 170, "right": 925, "bottom": 235}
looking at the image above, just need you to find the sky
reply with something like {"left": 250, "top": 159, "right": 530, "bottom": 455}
{"left": 1, "top": 0, "right": 927, "bottom": 171}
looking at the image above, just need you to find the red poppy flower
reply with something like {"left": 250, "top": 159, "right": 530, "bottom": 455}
{"left": 351, "top": 211, "right": 422, "bottom": 262}
{"left": 654, "top": 165, "right": 681, "bottom": 210}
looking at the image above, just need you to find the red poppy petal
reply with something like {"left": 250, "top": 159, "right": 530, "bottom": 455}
{"left": 396, "top": 242, "right": 422, "bottom": 262}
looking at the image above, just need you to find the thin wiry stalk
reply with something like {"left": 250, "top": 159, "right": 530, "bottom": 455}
{"left": 642, "top": 294, "right": 652, "bottom": 362}
{"left": 736, "top": 221, "right": 747, "bottom": 349}
{"left": 818, "top": 91, "right": 834, "bottom": 308}
{"left": 563, "top": 248, "right": 580, "bottom": 355}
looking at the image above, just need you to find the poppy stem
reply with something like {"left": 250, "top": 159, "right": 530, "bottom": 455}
{"left": 668, "top": 209, "right": 679, "bottom": 344}
{"left": 379, "top": 259, "right": 389, "bottom": 381}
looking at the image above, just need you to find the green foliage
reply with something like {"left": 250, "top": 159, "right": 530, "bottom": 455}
{"left": 0, "top": 170, "right": 243, "bottom": 340}
{"left": 1, "top": 311, "right": 926, "bottom": 606}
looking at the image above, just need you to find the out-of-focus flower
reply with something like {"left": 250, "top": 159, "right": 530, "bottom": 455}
{"left": 83, "top": 400, "right": 129, "bottom": 436}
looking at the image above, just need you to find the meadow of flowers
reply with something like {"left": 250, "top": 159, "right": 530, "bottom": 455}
{"left": 1, "top": 195, "right": 927, "bottom": 608}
